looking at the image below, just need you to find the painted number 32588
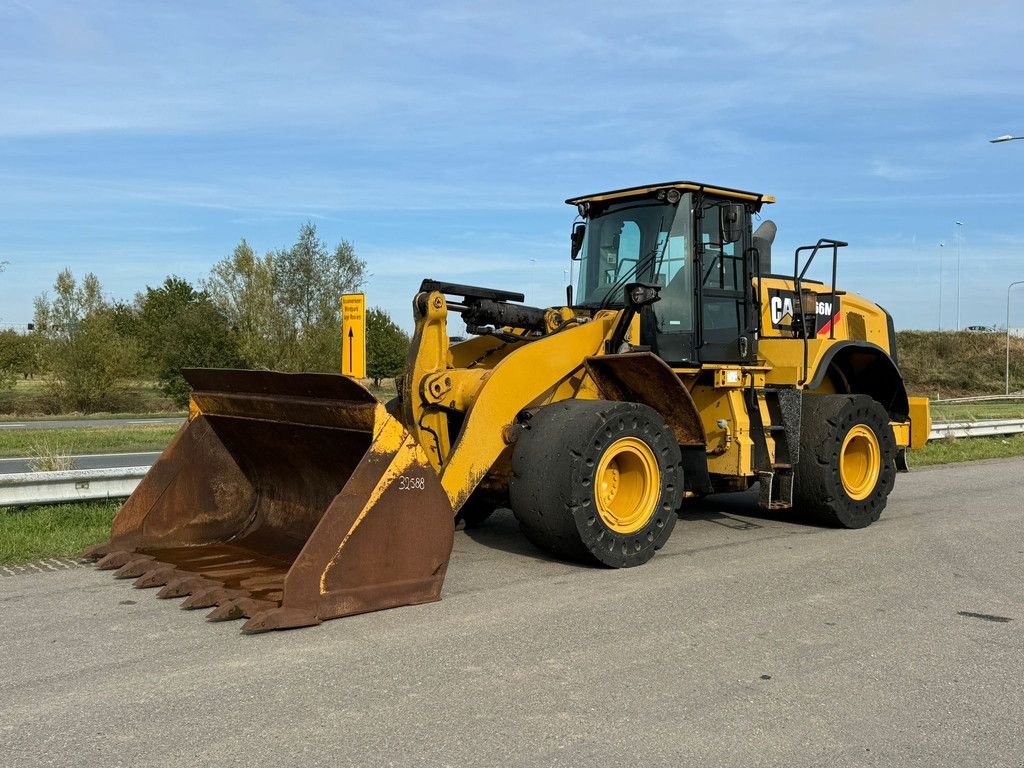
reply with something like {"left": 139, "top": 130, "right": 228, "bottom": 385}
{"left": 397, "top": 476, "right": 425, "bottom": 491}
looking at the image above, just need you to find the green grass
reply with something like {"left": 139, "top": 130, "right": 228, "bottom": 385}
{"left": 0, "top": 500, "right": 120, "bottom": 564}
{"left": 0, "top": 376, "right": 178, "bottom": 418}
{"left": 0, "top": 424, "right": 181, "bottom": 459}
{"left": 912, "top": 434, "right": 1024, "bottom": 466}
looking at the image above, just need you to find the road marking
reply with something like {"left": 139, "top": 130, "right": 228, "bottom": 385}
{"left": 0, "top": 451, "right": 160, "bottom": 464}
{"left": 0, "top": 558, "right": 84, "bottom": 577}
{"left": 70, "top": 452, "right": 161, "bottom": 459}
{"left": 0, "top": 424, "right": 27, "bottom": 429}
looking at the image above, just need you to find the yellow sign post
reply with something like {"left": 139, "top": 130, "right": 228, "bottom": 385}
{"left": 341, "top": 293, "right": 366, "bottom": 379}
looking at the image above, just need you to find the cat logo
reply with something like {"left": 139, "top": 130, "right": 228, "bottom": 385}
{"left": 770, "top": 294, "right": 795, "bottom": 327}
{"left": 767, "top": 289, "right": 841, "bottom": 334}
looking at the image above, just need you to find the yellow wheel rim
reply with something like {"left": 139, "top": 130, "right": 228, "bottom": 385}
{"left": 595, "top": 437, "right": 660, "bottom": 534}
{"left": 839, "top": 425, "right": 881, "bottom": 501}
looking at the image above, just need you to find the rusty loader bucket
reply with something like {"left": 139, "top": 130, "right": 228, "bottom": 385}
{"left": 83, "top": 369, "right": 454, "bottom": 633}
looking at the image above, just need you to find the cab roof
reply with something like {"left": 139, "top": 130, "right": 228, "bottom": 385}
{"left": 565, "top": 181, "right": 776, "bottom": 207}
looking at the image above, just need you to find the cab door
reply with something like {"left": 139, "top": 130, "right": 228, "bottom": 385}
{"left": 696, "top": 200, "right": 756, "bottom": 363}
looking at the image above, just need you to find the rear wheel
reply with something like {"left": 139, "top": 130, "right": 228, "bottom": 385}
{"left": 793, "top": 394, "right": 896, "bottom": 528}
{"left": 509, "top": 400, "right": 683, "bottom": 567}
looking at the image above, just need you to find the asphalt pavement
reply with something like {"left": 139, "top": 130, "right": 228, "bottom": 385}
{"left": 0, "top": 416, "right": 183, "bottom": 430}
{"left": 1, "top": 458, "right": 1022, "bottom": 767}
{"left": 0, "top": 452, "right": 160, "bottom": 474}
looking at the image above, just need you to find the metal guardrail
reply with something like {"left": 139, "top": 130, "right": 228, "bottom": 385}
{"left": 929, "top": 418, "right": 1024, "bottom": 440}
{"left": 0, "top": 466, "right": 148, "bottom": 506}
{"left": 2, "top": 418, "right": 1023, "bottom": 508}
{"left": 933, "top": 394, "right": 1024, "bottom": 404}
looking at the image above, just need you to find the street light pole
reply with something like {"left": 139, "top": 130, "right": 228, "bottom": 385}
{"left": 955, "top": 221, "right": 963, "bottom": 331}
{"left": 938, "top": 242, "right": 944, "bottom": 331}
{"left": 991, "top": 135, "right": 1024, "bottom": 143}
{"left": 1008, "top": 281, "right": 1024, "bottom": 395}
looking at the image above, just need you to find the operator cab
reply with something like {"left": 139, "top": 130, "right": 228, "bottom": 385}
{"left": 567, "top": 181, "right": 775, "bottom": 366}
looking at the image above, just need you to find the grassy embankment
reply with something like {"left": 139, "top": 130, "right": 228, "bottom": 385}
{"left": 897, "top": 330, "right": 1024, "bottom": 399}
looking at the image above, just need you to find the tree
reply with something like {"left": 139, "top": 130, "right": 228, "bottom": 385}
{"left": 204, "top": 223, "right": 368, "bottom": 372}
{"left": 204, "top": 239, "right": 281, "bottom": 369}
{"left": 0, "top": 330, "right": 19, "bottom": 392}
{"left": 366, "top": 308, "right": 409, "bottom": 387}
{"left": 33, "top": 269, "right": 104, "bottom": 339}
{"left": 272, "top": 223, "right": 368, "bottom": 371}
{"left": 0, "top": 330, "right": 42, "bottom": 388}
{"left": 33, "top": 270, "right": 140, "bottom": 412}
{"left": 135, "top": 277, "right": 245, "bottom": 406}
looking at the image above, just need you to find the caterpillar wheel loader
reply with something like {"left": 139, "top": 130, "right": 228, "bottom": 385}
{"left": 84, "top": 180, "right": 931, "bottom": 633}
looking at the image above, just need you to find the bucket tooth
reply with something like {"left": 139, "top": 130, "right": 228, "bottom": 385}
{"left": 81, "top": 543, "right": 113, "bottom": 562}
{"left": 133, "top": 566, "right": 180, "bottom": 589}
{"left": 238, "top": 598, "right": 276, "bottom": 618}
{"left": 113, "top": 557, "right": 161, "bottom": 579}
{"left": 180, "top": 587, "right": 246, "bottom": 610}
{"left": 157, "top": 576, "right": 217, "bottom": 599}
{"left": 241, "top": 607, "right": 321, "bottom": 634}
{"left": 96, "top": 550, "right": 146, "bottom": 570}
{"left": 207, "top": 597, "right": 278, "bottom": 622}
{"left": 205, "top": 599, "right": 246, "bottom": 622}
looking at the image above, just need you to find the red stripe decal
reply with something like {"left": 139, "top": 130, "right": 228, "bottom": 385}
{"left": 817, "top": 311, "right": 841, "bottom": 336}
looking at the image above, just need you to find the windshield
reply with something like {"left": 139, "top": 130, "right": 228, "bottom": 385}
{"left": 574, "top": 194, "right": 694, "bottom": 331}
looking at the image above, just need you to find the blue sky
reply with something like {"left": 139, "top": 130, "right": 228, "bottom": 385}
{"left": 1, "top": 0, "right": 1023, "bottom": 332}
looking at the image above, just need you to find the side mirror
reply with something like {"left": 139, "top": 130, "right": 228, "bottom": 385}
{"left": 721, "top": 203, "right": 745, "bottom": 244}
{"left": 570, "top": 222, "right": 586, "bottom": 260}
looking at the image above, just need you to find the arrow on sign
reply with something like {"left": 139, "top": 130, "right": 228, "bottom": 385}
{"left": 348, "top": 327, "right": 354, "bottom": 374}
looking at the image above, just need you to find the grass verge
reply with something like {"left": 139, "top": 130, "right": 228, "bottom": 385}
{"left": 0, "top": 424, "right": 181, "bottom": 459}
{"left": 0, "top": 500, "right": 120, "bottom": 565}
{"left": 911, "top": 434, "right": 1024, "bottom": 467}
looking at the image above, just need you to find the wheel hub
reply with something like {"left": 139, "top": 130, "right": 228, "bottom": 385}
{"left": 595, "top": 437, "right": 660, "bottom": 534}
{"left": 839, "top": 425, "right": 881, "bottom": 501}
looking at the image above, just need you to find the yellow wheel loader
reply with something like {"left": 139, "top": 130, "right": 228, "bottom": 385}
{"left": 84, "top": 180, "right": 931, "bottom": 632}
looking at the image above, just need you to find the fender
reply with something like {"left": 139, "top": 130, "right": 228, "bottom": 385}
{"left": 808, "top": 341, "right": 910, "bottom": 420}
{"left": 584, "top": 352, "right": 706, "bottom": 446}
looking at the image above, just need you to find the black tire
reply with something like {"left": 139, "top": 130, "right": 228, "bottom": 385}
{"left": 793, "top": 394, "right": 897, "bottom": 528}
{"left": 509, "top": 400, "right": 683, "bottom": 567}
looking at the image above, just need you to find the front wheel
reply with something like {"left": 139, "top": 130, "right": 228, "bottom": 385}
{"left": 793, "top": 394, "right": 897, "bottom": 528}
{"left": 509, "top": 400, "right": 684, "bottom": 567}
